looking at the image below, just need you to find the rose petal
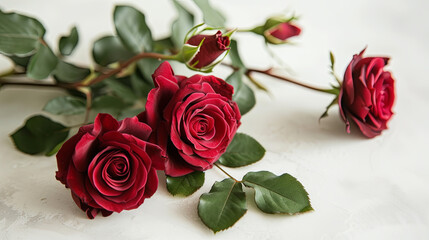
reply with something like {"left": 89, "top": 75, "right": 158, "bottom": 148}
{"left": 73, "top": 133, "right": 96, "bottom": 172}
{"left": 92, "top": 113, "right": 120, "bottom": 135}
{"left": 118, "top": 117, "right": 152, "bottom": 141}
{"left": 56, "top": 132, "right": 84, "bottom": 185}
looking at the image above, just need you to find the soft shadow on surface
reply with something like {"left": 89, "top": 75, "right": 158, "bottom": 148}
{"left": 247, "top": 106, "right": 367, "bottom": 153}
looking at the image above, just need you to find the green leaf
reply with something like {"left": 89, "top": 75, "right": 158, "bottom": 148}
{"left": 243, "top": 171, "right": 312, "bottom": 214}
{"left": 114, "top": 5, "right": 153, "bottom": 53}
{"left": 226, "top": 70, "right": 255, "bottom": 115}
{"left": 92, "top": 35, "right": 134, "bottom": 66}
{"left": 198, "top": 178, "right": 247, "bottom": 233}
{"left": 92, "top": 95, "right": 129, "bottom": 115}
{"left": 10, "top": 115, "right": 69, "bottom": 155}
{"left": 228, "top": 40, "right": 245, "bottom": 69}
{"left": 153, "top": 37, "right": 175, "bottom": 53}
{"left": 218, "top": 133, "right": 265, "bottom": 168}
{"left": 105, "top": 78, "right": 137, "bottom": 104}
{"left": 27, "top": 44, "right": 58, "bottom": 80}
{"left": 192, "top": 0, "right": 226, "bottom": 27}
{"left": 53, "top": 60, "right": 90, "bottom": 83}
{"left": 137, "top": 58, "right": 161, "bottom": 82}
{"left": 166, "top": 171, "right": 205, "bottom": 197}
{"left": 118, "top": 107, "right": 144, "bottom": 120}
{"left": 0, "top": 10, "right": 45, "bottom": 56}
{"left": 45, "top": 140, "right": 66, "bottom": 156}
{"left": 9, "top": 55, "right": 32, "bottom": 68}
{"left": 234, "top": 83, "right": 255, "bottom": 115}
{"left": 59, "top": 26, "right": 78, "bottom": 56}
{"left": 130, "top": 72, "right": 152, "bottom": 98}
{"left": 171, "top": 0, "right": 195, "bottom": 48}
{"left": 43, "top": 96, "right": 86, "bottom": 115}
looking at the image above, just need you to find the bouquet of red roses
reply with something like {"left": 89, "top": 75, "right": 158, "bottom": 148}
{"left": 0, "top": 0, "right": 394, "bottom": 233}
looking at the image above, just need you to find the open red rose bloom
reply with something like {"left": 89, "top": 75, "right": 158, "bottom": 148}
{"left": 139, "top": 62, "right": 241, "bottom": 177}
{"left": 56, "top": 114, "right": 164, "bottom": 218}
{"left": 338, "top": 49, "right": 395, "bottom": 138}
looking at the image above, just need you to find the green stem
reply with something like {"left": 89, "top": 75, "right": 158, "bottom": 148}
{"left": 77, "top": 52, "right": 177, "bottom": 87}
{"left": 246, "top": 68, "right": 336, "bottom": 94}
{"left": 0, "top": 79, "right": 76, "bottom": 90}
{"left": 214, "top": 163, "right": 240, "bottom": 182}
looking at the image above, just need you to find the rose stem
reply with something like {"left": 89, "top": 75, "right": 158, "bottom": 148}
{"left": 1, "top": 50, "right": 177, "bottom": 91}
{"left": 221, "top": 63, "right": 336, "bottom": 94}
{"left": 76, "top": 52, "right": 177, "bottom": 87}
{"left": 0, "top": 80, "right": 76, "bottom": 90}
{"left": 214, "top": 163, "right": 240, "bottom": 182}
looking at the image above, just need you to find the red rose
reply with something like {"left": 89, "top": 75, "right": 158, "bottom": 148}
{"left": 338, "top": 49, "right": 395, "bottom": 138}
{"left": 56, "top": 114, "right": 164, "bottom": 218}
{"left": 265, "top": 22, "right": 301, "bottom": 44}
{"left": 139, "top": 62, "right": 241, "bottom": 177}
{"left": 186, "top": 30, "right": 230, "bottom": 69}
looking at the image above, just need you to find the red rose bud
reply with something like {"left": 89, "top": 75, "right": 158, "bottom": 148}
{"left": 265, "top": 22, "right": 301, "bottom": 43}
{"left": 55, "top": 114, "right": 164, "bottom": 218}
{"left": 138, "top": 62, "right": 241, "bottom": 177}
{"left": 251, "top": 16, "right": 301, "bottom": 44}
{"left": 338, "top": 49, "right": 395, "bottom": 138}
{"left": 185, "top": 30, "right": 230, "bottom": 71}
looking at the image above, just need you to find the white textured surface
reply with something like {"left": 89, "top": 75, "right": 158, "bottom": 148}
{"left": 1, "top": 0, "right": 429, "bottom": 239}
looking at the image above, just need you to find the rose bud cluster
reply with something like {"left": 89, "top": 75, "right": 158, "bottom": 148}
{"left": 178, "top": 28, "right": 233, "bottom": 72}
{"left": 139, "top": 62, "right": 241, "bottom": 177}
{"left": 55, "top": 114, "right": 164, "bottom": 218}
{"left": 338, "top": 49, "right": 395, "bottom": 138}
{"left": 251, "top": 16, "right": 301, "bottom": 44}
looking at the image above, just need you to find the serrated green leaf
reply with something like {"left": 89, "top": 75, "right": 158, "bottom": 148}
{"left": 226, "top": 70, "right": 255, "bottom": 115}
{"left": 198, "top": 178, "right": 247, "bottom": 233}
{"left": 92, "top": 35, "right": 134, "bottom": 66}
{"left": 243, "top": 171, "right": 312, "bottom": 214}
{"left": 105, "top": 78, "right": 137, "bottom": 104}
{"left": 53, "top": 60, "right": 90, "bottom": 83}
{"left": 43, "top": 96, "right": 86, "bottom": 115}
{"left": 171, "top": 0, "right": 194, "bottom": 48}
{"left": 218, "top": 133, "right": 265, "bottom": 168}
{"left": 228, "top": 40, "right": 245, "bottom": 69}
{"left": 59, "top": 26, "right": 78, "bottom": 56}
{"left": 27, "top": 44, "right": 58, "bottom": 80}
{"left": 92, "top": 95, "right": 129, "bottom": 115}
{"left": 166, "top": 171, "right": 205, "bottom": 196}
{"left": 0, "top": 10, "right": 45, "bottom": 56}
{"left": 10, "top": 115, "right": 69, "bottom": 155}
{"left": 114, "top": 5, "right": 153, "bottom": 53}
{"left": 192, "top": 0, "right": 226, "bottom": 27}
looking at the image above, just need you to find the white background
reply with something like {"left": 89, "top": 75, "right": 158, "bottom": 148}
{"left": 1, "top": 0, "right": 428, "bottom": 239}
